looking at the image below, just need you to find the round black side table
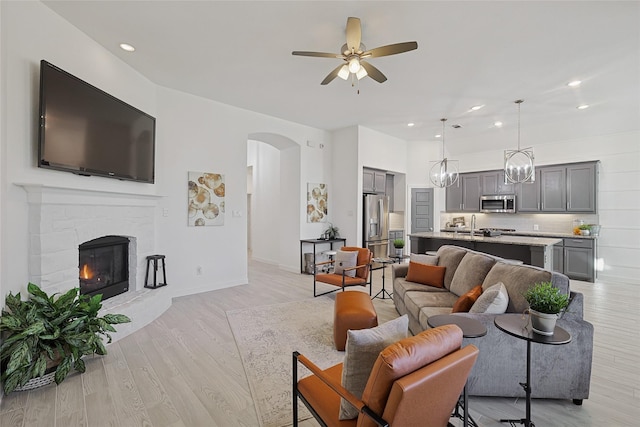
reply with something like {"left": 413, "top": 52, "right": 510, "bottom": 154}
{"left": 494, "top": 314, "right": 571, "bottom": 427}
{"left": 427, "top": 314, "right": 487, "bottom": 427}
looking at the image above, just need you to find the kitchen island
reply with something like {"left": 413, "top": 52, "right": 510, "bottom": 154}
{"left": 409, "top": 231, "right": 562, "bottom": 270}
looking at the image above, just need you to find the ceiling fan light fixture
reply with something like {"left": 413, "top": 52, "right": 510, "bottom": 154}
{"left": 348, "top": 57, "right": 361, "bottom": 73}
{"left": 356, "top": 66, "right": 368, "bottom": 80}
{"left": 338, "top": 65, "right": 350, "bottom": 80}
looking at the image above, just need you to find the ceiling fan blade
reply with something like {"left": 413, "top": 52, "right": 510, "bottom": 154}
{"left": 292, "top": 51, "right": 343, "bottom": 59}
{"left": 346, "top": 17, "right": 362, "bottom": 52}
{"left": 361, "top": 41, "right": 418, "bottom": 58}
{"left": 360, "top": 61, "right": 387, "bottom": 83}
{"left": 320, "top": 64, "right": 345, "bottom": 85}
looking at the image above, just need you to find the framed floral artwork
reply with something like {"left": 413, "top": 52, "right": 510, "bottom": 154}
{"left": 306, "top": 183, "right": 327, "bottom": 223}
{"left": 188, "top": 171, "right": 225, "bottom": 226}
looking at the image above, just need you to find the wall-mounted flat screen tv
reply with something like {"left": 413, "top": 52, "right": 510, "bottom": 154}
{"left": 38, "top": 60, "right": 155, "bottom": 183}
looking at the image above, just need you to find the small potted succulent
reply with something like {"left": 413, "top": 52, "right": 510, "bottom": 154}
{"left": 578, "top": 224, "right": 591, "bottom": 236}
{"left": 523, "top": 281, "right": 569, "bottom": 335}
{"left": 393, "top": 239, "right": 405, "bottom": 257}
{"left": 324, "top": 223, "right": 340, "bottom": 240}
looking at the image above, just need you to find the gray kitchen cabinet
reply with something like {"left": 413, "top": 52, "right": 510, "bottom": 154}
{"left": 516, "top": 170, "right": 541, "bottom": 212}
{"left": 567, "top": 162, "right": 597, "bottom": 213}
{"left": 563, "top": 238, "right": 595, "bottom": 282}
{"left": 540, "top": 166, "right": 567, "bottom": 212}
{"left": 553, "top": 242, "right": 564, "bottom": 274}
{"left": 385, "top": 174, "right": 394, "bottom": 211}
{"left": 481, "top": 171, "right": 515, "bottom": 195}
{"left": 461, "top": 173, "right": 481, "bottom": 212}
{"left": 363, "top": 168, "right": 386, "bottom": 194}
{"left": 389, "top": 230, "right": 405, "bottom": 255}
{"left": 445, "top": 181, "right": 463, "bottom": 212}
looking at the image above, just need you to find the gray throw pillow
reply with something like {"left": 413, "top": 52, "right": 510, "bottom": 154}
{"left": 469, "top": 282, "right": 509, "bottom": 314}
{"left": 339, "top": 315, "right": 409, "bottom": 419}
{"left": 334, "top": 250, "right": 358, "bottom": 277}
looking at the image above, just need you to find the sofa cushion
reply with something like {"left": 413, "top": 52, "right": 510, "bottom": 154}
{"left": 450, "top": 253, "right": 497, "bottom": 297}
{"left": 482, "top": 263, "right": 553, "bottom": 313}
{"left": 339, "top": 315, "right": 409, "bottom": 419}
{"left": 470, "top": 282, "right": 509, "bottom": 314}
{"left": 436, "top": 246, "right": 469, "bottom": 290}
{"left": 410, "top": 254, "right": 438, "bottom": 265}
{"left": 394, "top": 277, "right": 449, "bottom": 302}
{"left": 403, "top": 290, "right": 459, "bottom": 322}
{"left": 334, "top": 250, "right": 358, "bottom": 277}
{"left": 452, "top": 285, "right": 483, "bottom": 313}
{"left": 405, "top": 261, "right": 446, "bottom": 288}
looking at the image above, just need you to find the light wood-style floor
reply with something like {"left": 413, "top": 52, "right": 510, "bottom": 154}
{"left": 1, "top": 260, "right": 639, "bottom": 426}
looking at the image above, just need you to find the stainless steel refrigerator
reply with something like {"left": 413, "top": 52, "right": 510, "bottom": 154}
{"left": 363, "top": 194, "right": 390, "bottom": 263}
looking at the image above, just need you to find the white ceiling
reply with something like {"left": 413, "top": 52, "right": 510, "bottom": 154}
{"left": 42, "top": 1, "right": 640, "bottom": 155}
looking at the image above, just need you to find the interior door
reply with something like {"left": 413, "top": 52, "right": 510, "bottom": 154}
{"left": 411, "top": 187, "right": 434, "bottom": 235}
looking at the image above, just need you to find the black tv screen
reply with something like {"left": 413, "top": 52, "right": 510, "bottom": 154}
{"left": 38, "top": 60, "right": 155, "bottom": 183}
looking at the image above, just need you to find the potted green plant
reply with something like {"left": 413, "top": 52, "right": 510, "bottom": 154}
{"left": 324, "top": 223, "right": 340, "bottom": 240}
{"left": 0, "top": 283, "right": 131, "bottom": 394}
{"left": 523, "top": 281, "right": 569, "bottom": 336}
{"left": 578, "top": 224, "right": 591, "bottom": 236}
{"left": 393, "top": 239, "right": 405, "bottom": 257}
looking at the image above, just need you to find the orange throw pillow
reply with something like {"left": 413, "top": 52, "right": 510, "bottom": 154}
{"left": 405, "top": 261, "right": 446, "bottom": 288}
{"left": 452, "top": 285, "right": 483, "bottom": 313}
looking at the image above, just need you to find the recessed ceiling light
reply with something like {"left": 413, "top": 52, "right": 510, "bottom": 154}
{"left": 567, "top": 80, "right": 582, "bottom": 87}
{"left": 434, "top": 134, "right": 442, "bottom": 138}
{"left": 119, "top": 43, "right": 135, "bottom": 52}
{"left": 407, "top": 122, "right": 415, "bottom": 127}
{"left": 470, "top": 105, "right": 485, "bottom": 111}
{"left": 577, "top": 104, "right": 590, "bottom": 110}
{"left": 494, "top": 121, "right": 503, "bottom": 128}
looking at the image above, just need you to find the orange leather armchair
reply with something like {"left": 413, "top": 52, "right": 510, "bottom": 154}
{"left": 293, "top": 324, "right": 479, "bottom": 427}
{"left": 313, "top": 247, "right": 373, "bottom": 297}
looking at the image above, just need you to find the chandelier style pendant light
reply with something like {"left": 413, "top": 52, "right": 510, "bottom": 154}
{"left": 504, "top": 99, "right": 535, "bottom": 183}
{"left": 429, "top": 118, "right": 459, "bottom": 188}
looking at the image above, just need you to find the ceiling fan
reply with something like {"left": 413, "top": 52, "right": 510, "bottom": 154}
{"left": 292, "top": 17, "right": 418, "bottom": 85}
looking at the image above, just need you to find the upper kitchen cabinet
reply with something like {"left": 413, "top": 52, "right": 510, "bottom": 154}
{"left": 445, "top": 172, "right": 480, "bottom": 212}
{"left": 385, "top": 174, "right": 394, "bottom": 210}
{"left": 363, "top": 168, "right": 386, "bottom": 194}
{"left": 516, "top": 170, "right": 541, "bottom": 212}
{"left": 566, "top": 162, "right": 597, "bottom": 213}
{"left": 481, "top": 171, "right": 515, "bottom": 195}
{"left": 540, "top": 166, "right": 567, "bottom": 212}
{"left": 461, "top": 173, "right": 481, "bottom": 212}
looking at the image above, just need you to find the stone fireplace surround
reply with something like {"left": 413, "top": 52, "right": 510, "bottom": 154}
{"left": 17, "top": 184, "right": 171, "bottom": 340}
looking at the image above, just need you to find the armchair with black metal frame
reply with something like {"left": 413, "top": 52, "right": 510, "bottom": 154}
{"left": 313, "top": 246, "right": 373, "bottom": 297}
{"left": 292, "top": 324, "right": 479, "bottom": 427}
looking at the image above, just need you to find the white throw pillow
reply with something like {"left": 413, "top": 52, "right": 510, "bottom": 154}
{"left": 339, "top": 315, "right": 409, "bottom": 419}
{"left": 334, "top": 250, "right": 358, "bottom": 277}
{"left": 469, "top": 282, "right": 509, "bottom": 314}
{"left": 410, "top": 253, "right": 438, "bottom": 265}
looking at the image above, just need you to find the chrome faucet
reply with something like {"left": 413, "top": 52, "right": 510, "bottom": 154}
{"left": 470, "top": 214, "right": 476, "bottom": 237}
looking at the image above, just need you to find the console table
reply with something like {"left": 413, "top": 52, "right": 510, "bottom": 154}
{"left": 494, "top": 314, "right": 571, "bottom": 427}
{"left": 299, "top": 238, "right": 346, "bottom": 274}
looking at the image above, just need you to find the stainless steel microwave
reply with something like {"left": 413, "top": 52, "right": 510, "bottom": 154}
{"left": 480, "top": 195, "right": 516, "bottom": 213}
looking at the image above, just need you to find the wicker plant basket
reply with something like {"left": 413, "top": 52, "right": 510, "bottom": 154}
{"left": 14, "top": 371, "right": 56, "bottom": 391}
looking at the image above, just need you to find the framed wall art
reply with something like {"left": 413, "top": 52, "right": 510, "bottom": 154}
{"left": 306, "top": 183, "right": 327, "bottom": 223}
{"left": 188, "top": 171, "right": 225, "bottom": 226}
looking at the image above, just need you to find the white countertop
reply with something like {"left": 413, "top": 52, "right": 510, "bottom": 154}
{"left": 409, "top": 231, "right": 562, "bottom": 247}
{"left": 440, "top": 228, "right": 597, "bottom": 240}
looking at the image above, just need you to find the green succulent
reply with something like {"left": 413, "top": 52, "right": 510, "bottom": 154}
{"left": 0, "top": 283, "right": 130, "bottom": 394}
{"left": 523, "top": 281, "right": 569, "bottom": 314}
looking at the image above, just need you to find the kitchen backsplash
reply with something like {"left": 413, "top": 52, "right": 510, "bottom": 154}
{"left": 440, "top": 212, "right": 599, "bottom": 234}
{"left": 389, "top": 212, "right": 405, "bottom": 230}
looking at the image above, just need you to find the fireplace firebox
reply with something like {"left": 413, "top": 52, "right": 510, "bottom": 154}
{"left": 79, "top": 236, "right": 129, "bottom": 300}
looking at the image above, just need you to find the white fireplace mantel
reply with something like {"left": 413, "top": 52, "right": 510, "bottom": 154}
{"left": 15, "top": 183, "right": 165, "bottom": 206}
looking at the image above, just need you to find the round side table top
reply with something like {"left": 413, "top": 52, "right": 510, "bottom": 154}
{"left": 427, "top": 314, "right": 487, "bottom": 338}
{"left": 494, "top": 313, "right": 571, "bottom": 345}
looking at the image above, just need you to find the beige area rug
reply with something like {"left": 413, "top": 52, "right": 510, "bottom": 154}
{"left": 226, "top": 297, "right": 344, "bottom": 427}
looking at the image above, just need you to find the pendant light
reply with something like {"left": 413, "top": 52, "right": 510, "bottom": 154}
{"left": 504, "top": 99, "right": 535, "bottom": 183}
{"left": 429, "top": 118, "right": 459, "bottom": 188}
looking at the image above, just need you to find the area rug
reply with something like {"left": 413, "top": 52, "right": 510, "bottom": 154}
{"left": 226, "top": 297, "right": 344, "bottom": 427}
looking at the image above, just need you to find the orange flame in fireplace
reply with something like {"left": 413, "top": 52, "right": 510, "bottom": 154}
{"left": 80, "top": 264, "right": 93, "bottom": 280}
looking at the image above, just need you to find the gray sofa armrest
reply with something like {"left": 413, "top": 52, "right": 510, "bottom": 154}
{"left": 391, "top": 263, "right": 409, "bottom": 281}
{"left": 561, "top": 291, "right": 584, "bottom": 321}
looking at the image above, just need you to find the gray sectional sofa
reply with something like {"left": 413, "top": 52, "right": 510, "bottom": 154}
{"left": 391, "top": 245, "right": 593, "bottom": 403}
